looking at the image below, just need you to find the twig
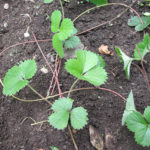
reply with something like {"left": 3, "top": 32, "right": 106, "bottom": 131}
{"left": 68, "top": 125, "right": 79, "bottom": 150}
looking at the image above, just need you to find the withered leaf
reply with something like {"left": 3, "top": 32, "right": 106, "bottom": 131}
{"left": 99, "top": 44, "right": 113, "bottom": 56}
{"left": 89, "top": 125, "right": 104, "bottom": 150}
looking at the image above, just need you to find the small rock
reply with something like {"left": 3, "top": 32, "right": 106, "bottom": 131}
{"left": 4, "top": 3, "right": 9, "bottom": 9}
{"left": 24, "top": 32, "right": 30, "bottom": 38}
{"left": 40, "top": 67, "right": 48, "bottom": 74}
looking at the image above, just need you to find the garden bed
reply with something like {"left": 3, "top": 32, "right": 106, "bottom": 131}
{"left": 0, "top": 0, "right": 150, "bottom": 150}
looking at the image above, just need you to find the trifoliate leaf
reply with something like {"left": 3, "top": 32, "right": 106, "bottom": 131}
{"left": 134, "top": 33, "right": 150, "bottom": 60}
{"left": 51, "top": 10, "right": 61, "bottom": 33}
{"left": 122, "top": 90, "right": 136, "bottom": 126}
{"left": 64, "top": 36, "right": 80, "bottom": 49}
{"left": 89, "top": 0, "right": 108, "bottom": 6}
{"left": 3, "top": 59, "right": 37, "bottom": 96}
{"left": 52, "top": 34, "right": 63, "bottom": 58}
{"left": 44, "top": 0, "right": 53, "bottom": 3}
{"left": 51, "top": 97, "right": 73, "bottom": 112}
{"left": 70, "top": 107, "right": 88, "bottom": 129}
{"left": 50, "top": 146, "right": 59, "bottom": 150}
{"left": 48, "top": 111, "right": 69, "bottom": 130}
{"left": 115, "top": 47, "right": 133, "bottom": 79}
{"left": 126, "top": 111, "right": 147, "bottom": 133}
{"left": 144, "top": 106, "right": 150, "bottom": 123}
{"left": 48, "top": 98, "right": 73, "bottom": 130}
{"left": 65, "top": 50, "right": 107, "bottom": 86}
{"left": 58, "top": 18, "right": 74, "bottom": 40}
{"left": 128, "top": 16, "right": 150, "bottom": 31}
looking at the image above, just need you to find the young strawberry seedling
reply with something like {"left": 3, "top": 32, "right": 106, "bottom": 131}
{"left": 115, "top": 33, "right": 150, "bottom": 79}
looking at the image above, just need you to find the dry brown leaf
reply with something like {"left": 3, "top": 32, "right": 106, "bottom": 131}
{"left": 98, "top": 44, "right": 113, "bottom": 56}
{"left": 89, "top": 125, "right": 104, "bottom": 150}
{"left": 105, "top": 129, "right": 116, "bottom": 149}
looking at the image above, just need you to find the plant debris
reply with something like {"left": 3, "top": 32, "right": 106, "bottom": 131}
{"left": 98, "top": 45, "right": 113, "bottom": 56}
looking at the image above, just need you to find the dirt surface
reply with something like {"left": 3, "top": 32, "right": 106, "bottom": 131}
{"left": 1, "top": 0, "right": 150, "bottom": 150}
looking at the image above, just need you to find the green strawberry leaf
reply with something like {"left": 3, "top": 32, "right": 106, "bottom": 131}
{"left": 44, "top": 0, "right": 53, "bottom": 3}
{"left": 122, "top": 90, "right": 136, "bottom": 125}
{"left": 70, "top": 107, "right": 88, "bottom": 129}
{"left": 48, "top": 98, "right": 73, "bottom": 130}
{"left": 51, "top": 97, "right": 73, "bottom": 112}
{"left": 134, "top": 125, "right": 150, "bottom": 147}
{"left": 58, "top": 18, "right": 74, "bottom": 40}
{"left": 89, "top": 0, "right": 108, "bottom": 6}
{"left": 48, "top": 110, "right": 69, "bottom": 130}
{"left": 65, "top": 50, "right": 107, "bottom": 86}
{"left": 134, "top": 33, "right": 150, "bottom": 60}
{"left": 64, "top": 36, "right": 80, "bottom": 49}
{"left": 144, "top": 106, "right": 150, "bottom": 123}
{"left": 52, "top": 34, "right": 64, "bottom": 58}
{"left": 51, "top": 10, "right": 61, "bottom": 33}
{"left": 3, "top": 59, "right": 37, "bottom": 96}
{"left": 128, "top": 16, "right": 150, "bottom": 31}
{"left": 115, "top": 47, "right": 133, "bottom": 79}
{"left": 126, "top": 111, "right": 147, "bottom": 133}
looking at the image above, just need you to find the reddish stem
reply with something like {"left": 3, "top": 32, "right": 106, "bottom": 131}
{"left": 51, "top": 59, "right": 61, "bottom": 95}
{"left": 96, "top": 87, "right": 126, "bottom": 102}
{"left": 47, "top": 55, "right": 58, "bottom": 97}
{"left": 0, "top": 38, "right": 51, "bottom": 56}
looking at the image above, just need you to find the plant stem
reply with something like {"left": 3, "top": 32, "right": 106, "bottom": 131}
{"left": 68, "top": 125, "right": 78, "bottom": 150}
{"left": 67, "top": 79, "right": 79, "bottom": 98}
{"left": 27, "top": 84, "right": 52, "bottom": 105}
{"left": 6, "top": 86, "right": 127, "bottom": 103}
{"left": 31, "top": 120, "right": 48, "bottom": 126}
{"left": 73, "top": 2, "right": 143, "bottom": 24}
{"left": 59, "top": 0, "right": 64, "bottom": 19}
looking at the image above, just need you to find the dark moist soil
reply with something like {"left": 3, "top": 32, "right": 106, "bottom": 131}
{"left": 1, "top": 0, "right": 150, "bottom": 150}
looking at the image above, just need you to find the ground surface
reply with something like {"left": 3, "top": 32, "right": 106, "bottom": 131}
{"left": 0, "top": 0, "right": 150, "bottom": 150}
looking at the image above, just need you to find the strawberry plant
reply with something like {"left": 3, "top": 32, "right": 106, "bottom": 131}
{"left": 115, "top": 33, "right": 150, "bottom": 79}
{"left": 122, "top": 90, "right": 150, "bottom": 147}
{"left": 2, "top": 50, "right": 107, "bottom": 131}
{"left": 51, "top": 10, "right": 81, "bottom": 58}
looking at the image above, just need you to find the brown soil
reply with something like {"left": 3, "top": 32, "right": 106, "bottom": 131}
{"left": 0, "top": 0, "right": 150, "bottom": 150}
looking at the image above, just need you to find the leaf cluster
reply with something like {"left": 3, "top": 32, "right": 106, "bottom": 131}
{"left": 48, "top": 97, "right": 88, "bottom": 130}
{"left": 51, "top": 10, "right": 80, "bottom": 58}
{"left": 122, "top": 90, "right": 150, "bottom": 146}
{"left": 3, "top": 59, "right": 37, "bottom": 96}
{"left": 128, "top": 16, "right": 150, "bottom": 31}
{"left": 115, "top": 33, "right": 150, "bottom": 79}
{"left": 65, "top": 50, "right": 107, "bottom": 86}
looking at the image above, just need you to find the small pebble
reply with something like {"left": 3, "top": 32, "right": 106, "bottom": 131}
{"left": 40, "top": 67, "right": 48, "bottom": 74}
{"left": 4, "top": 3, "right": 9, "bottom": 9}
{"left": 24, "top": 32, "right": 30, "bottom": 38}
